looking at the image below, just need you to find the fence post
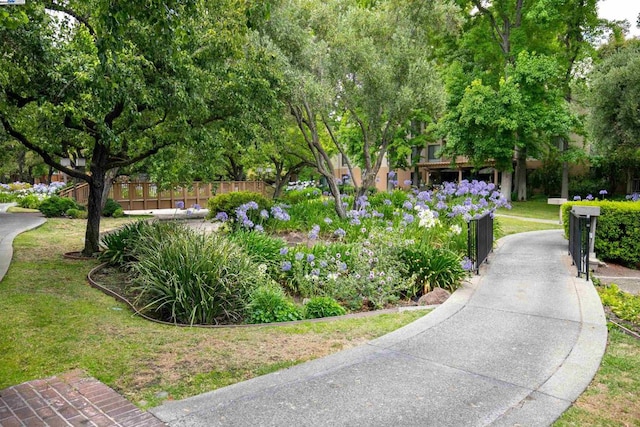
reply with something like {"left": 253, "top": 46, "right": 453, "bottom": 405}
{"left": 467, "top": 212, "right": 494, "bottom": 275}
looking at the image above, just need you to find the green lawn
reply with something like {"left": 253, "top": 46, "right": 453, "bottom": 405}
{"left": 498, "top": 198, "right": 563, "bottom": 221}
{"left": 495, "top": 216, "right": 563, "bottom": 237}
{"left": 0, "top": 217, "right": 425, "bottom": 408}
{"left": 555, "top": 329, "right": 640, "bottom": 426}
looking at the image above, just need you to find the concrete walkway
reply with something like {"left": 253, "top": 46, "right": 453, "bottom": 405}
{"left": 151, "top": 229, "right": 607, "bottom": 427}
{"left": 0, "top": 205, "right": 46, "bottom": 282}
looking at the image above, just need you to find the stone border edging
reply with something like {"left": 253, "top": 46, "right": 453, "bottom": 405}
{"left": 86, "top": 263, "right": 436, "bottom": 329}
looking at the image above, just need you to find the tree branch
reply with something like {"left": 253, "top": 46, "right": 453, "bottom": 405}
{"left": 471, "top": 0, "right": 504, "bottom": 50}
{"left": 5, "top": 90, "right": 37, "bottom": 108}
{"left": 107, "top": 139, "right": 175, "bottom": 169}
{"left": 45, "top": 1, "right": 96, "bottom": 38}
{"left": 0, "top": 115, "right": 91, "bottom": 182}
{"left": 105, "top": 101, "right": 125, "bottom": 129}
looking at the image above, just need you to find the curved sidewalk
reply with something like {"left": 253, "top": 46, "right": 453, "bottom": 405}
{"left": 0, "top": 209, "right": 46, "bottom": 282}
{"left": 151, "top": 229, "right": 607, "bottom": 427}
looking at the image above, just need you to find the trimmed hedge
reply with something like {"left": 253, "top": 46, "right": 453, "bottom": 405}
{"left": 206, "top": 191, "right": 272, "bottom": 220}
{"left": 39, "top": 196, "right": 79, "bottom": 218}
{"left": 562, "top": 201, "right": 640, "bottom": 268}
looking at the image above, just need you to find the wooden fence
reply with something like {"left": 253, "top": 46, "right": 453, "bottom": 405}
{"left": 59, "top": 181, "right": 266, "bottom": 210}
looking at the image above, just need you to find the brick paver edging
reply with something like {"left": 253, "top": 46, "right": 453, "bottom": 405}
{"left": 0, "top": 370, "right": 165, "bottom": 427}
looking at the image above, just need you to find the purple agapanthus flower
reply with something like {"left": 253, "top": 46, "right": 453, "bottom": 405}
{"left": 214, "top": 211, "right": 229, "bottom": 222}
{"left": 461, "top": 257, "right": 474, "bottom": 271}
{"left": 281, "top": 261, "right": 292, "bottom": 272}
{"left": 308, "top": 225, "right": 320, "bottom": 240}
{"left": 176, "top": 201, "right": 185, "bottom": 209}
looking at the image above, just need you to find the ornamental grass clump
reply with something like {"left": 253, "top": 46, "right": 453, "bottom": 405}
{"left": 227, "top": 229, "right": 287, "bottom": 273}
{"left": 132, "top": 227, "right": 261, "bottom": 325}
{"left": 99, "top": 219, "right": 154, "bottom": 266}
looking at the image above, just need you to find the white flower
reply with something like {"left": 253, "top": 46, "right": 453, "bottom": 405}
{"left": 450, "top": 224, "right": 462, "bottom": 235}
{"left": 416, "top": 206, "right": 440, "bottom": 229}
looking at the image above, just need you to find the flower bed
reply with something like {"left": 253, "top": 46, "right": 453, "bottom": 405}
{"left": 99, "top": 180, "right": 509, "bottom": 325}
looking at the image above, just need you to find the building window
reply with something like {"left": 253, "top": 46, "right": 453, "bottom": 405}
{"left": 427, "top": 145, "right": 441, "bottom": 162}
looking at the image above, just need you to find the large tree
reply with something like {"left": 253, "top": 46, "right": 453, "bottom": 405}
{"left": 588, "top": 40, "right": 640, "bottom": 193}
{"left": 0, "top": 1, "right": 253, "bottom": 255}
{"left": 438, "top": 0, "right": 595, "bottom": 201}
{"left": 264, "top": 0, "right": 451, "bottom": 216}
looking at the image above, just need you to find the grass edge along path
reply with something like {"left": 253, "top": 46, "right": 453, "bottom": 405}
{"left": 0, "top": 218, "right": 427, "bottom": 408}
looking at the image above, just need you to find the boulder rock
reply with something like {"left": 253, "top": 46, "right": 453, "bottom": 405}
{"left": 418, "top": 287, "right": 451, "bottom": 305}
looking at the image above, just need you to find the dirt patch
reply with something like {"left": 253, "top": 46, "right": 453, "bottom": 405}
{"left": 593, "top": 262, "right": 640, "bottom": 295}
{"left": 594, "top": 262, "right": 640, "bottom": 278}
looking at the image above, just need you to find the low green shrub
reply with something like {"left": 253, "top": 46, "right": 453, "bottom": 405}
{"left": 102, "top": 198, "right": 122, "bottom": 217}
{"left": 18, "top": 194, "right": 41, "bottom": 209}
{"left": 304, "top": 296, "right": 346, "bottom": 319}
{"left": 280, "top": 232, "right": 415, "bottom": 310}
{"left": 66, "top": 208, "right": 88, "bottom": 219}
{"left": 245, "top": 283, "right": 303, "bottom": 324}
{"left": 598, "top": 284, "right": 640, "bottom": 325}
{"left": 39, "top": 196, "right": 79, "bottom": 217}
{"left": 284, "top": 199, "right": 335, "bottom": 232}
{"left": 280, "top": 187, "right": 323, "bottom": 204}
{"left": 569, "top": 177, "right": 608, "bottom": 200}
{"left": 112, "top": 208, "right": 125, "bottom": 218}
{"left": 206, "top": 191, "right": 272, "bottom": 220}
{"left": 0, "top": 192, "right": 17, "bottom": 203}
{"left": 563, "top": 201, "right": 640, "bottom": 268}
{"left": 132, "top": 228, "right": 261, "bottom": 325}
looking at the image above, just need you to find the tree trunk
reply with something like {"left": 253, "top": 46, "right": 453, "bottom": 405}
{"left": 515, "top": 146, "right": 527, "bottom": 201}
{"left": 328, "top": 177, "right": 346, "bottom": 218}
{"left": 100, "top": 168, "right": 118, "bottom": 211}
{"left": 559, "top": 138, "right": 569, "bottom": 199}
{"left": 83, "top": 170, "right": 105, "bottom": 257}
{"left": 561, "top": 161, "right": 569, "bottom": 199}
{"left": 501, "top": 170, "right": 513, "bottom": 201}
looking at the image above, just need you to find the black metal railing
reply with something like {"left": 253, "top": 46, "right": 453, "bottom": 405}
{"left": 569, "top": 211, "right": 590, "bottom": 280}
{"left": 467, "top": 212, "right": 494, "bottom": 274}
